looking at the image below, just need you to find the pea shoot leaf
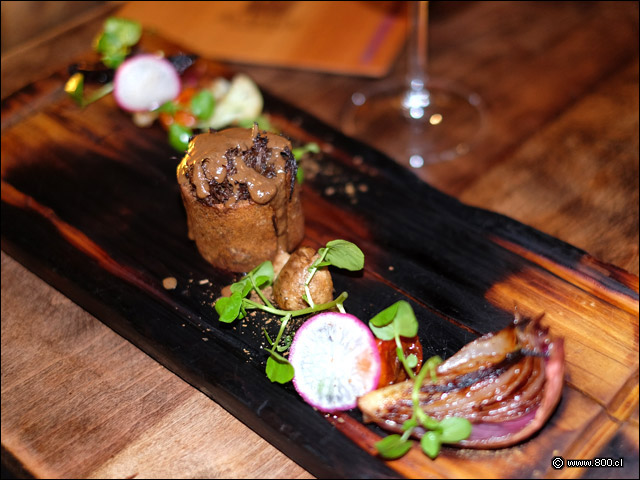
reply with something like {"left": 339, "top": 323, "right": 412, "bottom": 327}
{"left": 369, "top": 300, "right": 418, "bottom": 340}
{"left": 229, "top": 277, "right": 253, "bottom": 297}
{"left": 370, "top": 302, "right": 399, "bottom": 328}
{"left": 265, "top": 352, "right": 294, "bottom": 384}
{"left": 291, "top": 142, "right": 320, "bottom": 160}
{"left": 228, "top": 261, "right": 274, "bottom": 297}
{"left": 323, "top": 239, "right": 365, "bottom": 271}
{"left": 420, "top": 431, "right": 441, "bottom": 459}
{"left": 406, "top": 353, "right": 418, "bottom": 369}
{"left": 215, "top": 291, "right": 243, "bottom": 323}
{"left": 375, "top": 434, "right": 413, "bottom": 459}
{"left": 95, "top": 18, "right": 142, "bottom": 69}
{"left": 369, "top": 322, "right": 396, "bottom": 341}
{"left": 250, "top": 260, "right": 274, "bottom": 288}
{"left": 103, "top": 17, "right": 142, "bottom": 46}
{"left": 438, "top": 417, "right": 472, "bottom": 444}
{"left": 393, "top": 300, "right": 418, "bottom": 337}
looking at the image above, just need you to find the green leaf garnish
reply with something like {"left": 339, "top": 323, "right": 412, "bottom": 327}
{"left": 265, "top": 353, "right": 294, "bottom": 384}
{"left": 215, "top": 291, "right": 243, "bottom": 323}
{"left": 371, "top": 302, "right": 470, "bottom": 461}
{"left": 406, "top": 353, "right": 418, "bottom": 369}
{"left": 95, "top": 17, "right": 142, "bottom": 68}
{"left": 393, "top": 301, "right": 419, "bottom": 337}
{"left": 291, "top": 142, "right": 320, "bottom": 160}
{"left": 369, "top": 300, "right": 417, "bottom": 341}
{"left": 303, "top": 240, "right": 364, "bottom": 307}
{"left": 264, "top": 314, "right": 295, "bottom": 383}
{"left": 212, "top": 241, "right": 364, "bottom": 387}
{"left": 103, "top": 17, "right": 142, "bottom": 47}
{"left": 323, "top": 239, "right": 365, "bottom": 271}
{"left": 157, "top": 100, "right": 178, "bottom": 115}
{"left": 250, "top": 261, "right": 274, "bottom": 288}
{"left": 190, "top": 89, "right": 215, "bottom": 121}
{"left": 438, "top": 417, "right": 472, "bottom": 444}
{"left": 168, "top": 123, "right": 192, "bottom": 152}
{"left": 99, "top": 48, "right": 127, "bottom": 69}
{"left": 229, "top": 278, "right": 253, "bottom": 297}
{"left": 276, "top": 334, "right": 293, "bottom": 352}
{"left": 370, "top": 302, "right": 399, "bottom": 327}
{"left": 375, "top": 434, "right": 413, "bottom": 460}
{"left": 420, "top": 431, "right": 441, "bottom": 459}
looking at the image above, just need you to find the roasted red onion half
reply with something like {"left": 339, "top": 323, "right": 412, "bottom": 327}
{"left": 357, "top": 313, "right": 564, "bottom": 448}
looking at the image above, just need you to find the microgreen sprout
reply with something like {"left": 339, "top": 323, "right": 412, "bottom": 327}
{"left": 64, "top": 73, "right": 115, "bottom": 108}
{"left": 291, "top": 142, "right": 320, "bottom": 183}
{"left": 214, "top": 253, "right": 355, "bottom": 383}
{"left": 65, "top": 17, "right": 141, "bottom": 107}
{"left": 291, "top": 142, "right": 320, "bottom": 184}
{"left": 369, "top": 300, "right": 420, "bottom": 378}
{"left": 263, "top": 314, "right": 295, "bottom": 383}
{"left": 303, "top": 239, "right": 364, "bottom": 308}
{"left": 95, "top": 17, "right": 142, "bottom": 69}
{"left": 369, "top": 301, "right": 472, "bottom": 459}
{"left": 291, "top": 142, "right": 320, "bottom": 160}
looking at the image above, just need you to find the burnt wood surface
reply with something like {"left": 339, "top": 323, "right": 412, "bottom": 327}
{"left": 2, "top": 58, "right": 638, "bottom": 479}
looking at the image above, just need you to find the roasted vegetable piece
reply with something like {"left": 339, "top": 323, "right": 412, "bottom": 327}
{"left": 358, "top": 313, "right": 564, "bottom": 449}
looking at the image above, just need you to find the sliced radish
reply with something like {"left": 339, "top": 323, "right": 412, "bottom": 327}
{"left": 113, "top": 54, "right": 181, "bottom": 112}
{"left": 289, "top": 312, "right": 381, "bottom": 413}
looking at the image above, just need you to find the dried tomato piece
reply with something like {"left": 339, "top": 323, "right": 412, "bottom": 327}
{"left": 376, "top": 336, "right": 423, "bottom": 386}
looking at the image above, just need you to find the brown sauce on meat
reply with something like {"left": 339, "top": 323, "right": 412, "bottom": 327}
{"left": 177, "top": 126, "right": 297, "bottom": 253}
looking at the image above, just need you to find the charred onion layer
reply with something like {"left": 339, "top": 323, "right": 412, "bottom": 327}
{"left": 358, "top": 313, "right": 564, "bottom": 448}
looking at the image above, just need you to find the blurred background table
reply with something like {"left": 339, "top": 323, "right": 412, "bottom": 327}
{"left": 2, "top": 1, "right": 638, "bottom": 478}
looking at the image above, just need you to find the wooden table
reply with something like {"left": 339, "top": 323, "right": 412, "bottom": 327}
{"left": 2, "top": 1, "right": 638, "bottom": 478}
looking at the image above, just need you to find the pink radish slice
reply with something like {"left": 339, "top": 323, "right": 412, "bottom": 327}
{"left": 289, "top": 312, "right": 381, "bottom": 413}
{"left": 113, "top": 54, "right": 181, "bottom": 112}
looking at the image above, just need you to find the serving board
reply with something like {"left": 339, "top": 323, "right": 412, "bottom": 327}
{"left": 1, "top": 36, "right": 638, "bottom": 479}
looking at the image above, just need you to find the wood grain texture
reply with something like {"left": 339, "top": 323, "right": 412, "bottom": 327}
{"left": 1, "top": 252, "right": 312, "bottom": 480}
{"left": 1, "top": 1, "right": 638, "bottom": 478}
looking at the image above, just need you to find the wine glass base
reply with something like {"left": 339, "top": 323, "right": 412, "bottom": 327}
{"left": 341, "top": 79, "right": 486, "bottom": 168}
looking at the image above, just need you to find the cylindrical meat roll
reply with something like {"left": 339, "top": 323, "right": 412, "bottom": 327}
{"left": 177, "top": 126, "right": 304, "bottom": 272}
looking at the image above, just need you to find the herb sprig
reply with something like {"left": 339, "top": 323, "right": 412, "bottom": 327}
{"left": 215, "top": 240, "right": 363, "bottom": 383}
{"left": 65, "top": 17, "right": 141, "bottom": 107}
{"left": 304, "top": 239, "right": 364, "bottom": 308}
{"left": 369, "top": 301, "right": 472, "bottom": 459}
{"left": 95, "top": 17, "right": 142, "bottom": 68}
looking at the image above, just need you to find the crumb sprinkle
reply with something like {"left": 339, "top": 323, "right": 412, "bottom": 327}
{"left": 163, "top": 277, "right": 178, "bottom": 289}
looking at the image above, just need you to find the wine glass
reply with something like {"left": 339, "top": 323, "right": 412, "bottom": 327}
{"left": 341, "top": 1, "right": 486, "bottom": 168}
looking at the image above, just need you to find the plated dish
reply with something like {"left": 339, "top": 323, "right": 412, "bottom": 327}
{"left": 2, "top": 17, "right": 637, "bottom": 479}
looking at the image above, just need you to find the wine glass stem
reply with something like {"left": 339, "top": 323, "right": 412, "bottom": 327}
{"left": 406, "top": 1, "right": 429, "bottom": 91}
{"left": 403, "top": 1, "right": 431, "bottom": 113}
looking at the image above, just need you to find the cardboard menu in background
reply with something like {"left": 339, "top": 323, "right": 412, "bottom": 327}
{"left": 117, "top": 1, "right": 408, "bottom": 77}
